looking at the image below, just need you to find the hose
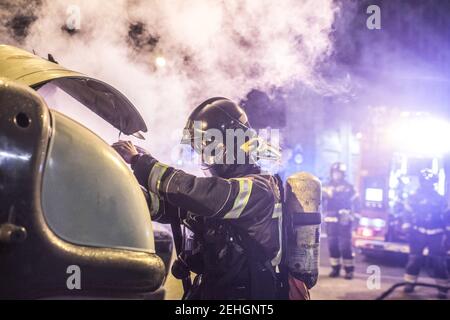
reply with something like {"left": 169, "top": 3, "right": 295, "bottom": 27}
{"left": 376, "top": 282, "right": 449, "bottom": 300}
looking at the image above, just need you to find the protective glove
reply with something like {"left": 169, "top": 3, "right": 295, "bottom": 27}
{"left": 112, "top": 140, "right": 141, "bottom": 164}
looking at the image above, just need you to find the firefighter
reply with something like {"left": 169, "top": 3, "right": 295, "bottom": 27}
{"left": 403, "top": 169, "right": 448, "bottom": 299}
{"left": 323, "top": 162, "right": 359, "bottom": 280}
{"left": 112, "top": 97, "right": 285, "bottom": 300}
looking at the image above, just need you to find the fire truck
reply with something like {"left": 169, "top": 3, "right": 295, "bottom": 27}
{"left": 353, "top": 112, "right": 450, "bottom": 259}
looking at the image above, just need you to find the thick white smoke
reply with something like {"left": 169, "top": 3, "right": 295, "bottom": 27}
{"left": 1, "top": 0, "right": 337, "bottom": 165}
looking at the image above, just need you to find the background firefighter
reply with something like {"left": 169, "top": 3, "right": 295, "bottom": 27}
{"left": 323, "top": 162, "right": 360, "bottom": 280}
{"left": 402, "top": 169, "right": 449, "bottom": 299}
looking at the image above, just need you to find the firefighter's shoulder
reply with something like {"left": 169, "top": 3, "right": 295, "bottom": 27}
{"left": 233, "top": 174, "right": 277, "bottom": 203}
{"left": 218, "top": 174, "right": 276, "bottom": 220}
{"left": 247, "top": 174, "right": 279, "bottom": 198}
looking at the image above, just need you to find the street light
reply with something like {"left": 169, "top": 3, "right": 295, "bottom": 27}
{"left": 155, "top": 56, "right": 166, "bottom": 68}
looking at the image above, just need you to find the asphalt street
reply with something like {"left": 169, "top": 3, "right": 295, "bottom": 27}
{"left": 164, "top": 237, "right": 446, "bottom": 300}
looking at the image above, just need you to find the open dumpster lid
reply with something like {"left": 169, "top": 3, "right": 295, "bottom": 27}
{"left": 0, "top": 44, "right": 147, "bottom": 135}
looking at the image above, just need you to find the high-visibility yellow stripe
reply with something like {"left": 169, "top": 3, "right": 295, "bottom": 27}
{"left": 147, "top": 162, "right": 169, "bottom": 195}
{"left": 324, "top": 216, "right": 339, "bottom": 223}
{"left": 415, "top": 227, "right": 444, "bottom": 235}
{"left": 148, "top": 191, "right": 160, "bottom": 217}
{"left": 223, "top": 178, "right": 253, "bottom": 219}
{"left": 404, "top": 273, "right": 418, "bottom": 283}
{"left": 330, "top": 258, "right": 341, "bottom": 266}
{"left": 343, "top": 259, "right": 354, "bottom": 267}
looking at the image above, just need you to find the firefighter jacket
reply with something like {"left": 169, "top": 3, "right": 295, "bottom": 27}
{"left": 323, "top": 180, "right": 359, "bottom": 221}
{"left": 405, "top": 187, "right": 448, "bottom": 233}
{"left": 131, "top": 154, "right": 282, "bottom": 297}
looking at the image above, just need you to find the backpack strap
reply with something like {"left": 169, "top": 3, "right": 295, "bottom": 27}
{"left": 274, "top": 174, "right": 290, "bottom": 299}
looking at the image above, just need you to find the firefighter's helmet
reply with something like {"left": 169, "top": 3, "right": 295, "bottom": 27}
{"left": 181, "top": 97, "right": 250, "bottom": 145}
{"left": 330, "top": 162, "right": 347, "bottom": 176}
{"left": 181, "top": 97, "right": 258, "bottom": 178}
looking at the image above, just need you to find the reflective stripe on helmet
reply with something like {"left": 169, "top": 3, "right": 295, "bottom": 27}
{"left": 147, "top": 162, "right": 169, "bottom": 195}
{"left": 331, "top": 162, "right": 347, "bottom": 173}
{"left": 223, "top": 178, "right": 253, "bottom": 219}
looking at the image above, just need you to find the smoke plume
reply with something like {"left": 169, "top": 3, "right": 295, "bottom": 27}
{"left": 0, "top": 0, "right": 337, "bottom": 165}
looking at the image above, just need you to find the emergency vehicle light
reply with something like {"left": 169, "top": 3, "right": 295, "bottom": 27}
{"left": 365, "top": 188, "right": 383, "bottom": 202}
{"left": 358, "top": 218, "right": 386, "bottom": 229}
{"left": 388, "top": 115, "right": 450, "bottom": 156}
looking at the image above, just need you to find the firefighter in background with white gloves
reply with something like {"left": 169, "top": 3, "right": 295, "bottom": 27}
{"left": 323, "top": 162, "right": 359, "bottom": 280}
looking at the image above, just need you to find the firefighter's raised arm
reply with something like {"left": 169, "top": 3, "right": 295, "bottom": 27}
{"left": 112, "top": 97, "right": 282, "bottom": 300}
{"left": 130, "top": 154, "right": 275, "bottom": 219}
